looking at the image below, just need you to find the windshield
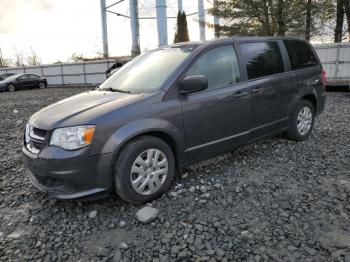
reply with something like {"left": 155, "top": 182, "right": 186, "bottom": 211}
{"left": 99, "top": 46, "right": 196, "bottom": 93}
{"left": 1, "top": 74, "right": 20, "bottom": 82}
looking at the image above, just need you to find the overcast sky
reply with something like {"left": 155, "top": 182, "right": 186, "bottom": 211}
{"left": 0, "top": 0, "right": 216, "bottom": 64}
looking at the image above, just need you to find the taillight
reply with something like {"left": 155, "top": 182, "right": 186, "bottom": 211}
{"left": 321, "top": 69, "right": 327, "bottom": 87}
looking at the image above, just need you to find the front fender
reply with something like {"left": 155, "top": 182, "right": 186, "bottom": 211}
{"left": 100, "top": 118, "right": 186, "bottom": 161}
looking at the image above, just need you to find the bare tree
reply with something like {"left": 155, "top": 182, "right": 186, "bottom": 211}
{"left": 13, "top": 48, "right": 25, "bottom": 67}
{"left": 69, "top": 52, "right": 84, "bottom": 62}
{"left": 0, "top": 48, "right": 5, "bottom": 67}
{"left": 27, "top": 47, "right": 41, "bottom": 66}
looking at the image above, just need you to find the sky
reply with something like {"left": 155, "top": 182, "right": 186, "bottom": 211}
{"left": 0, "top": 0, "right": 216, "bottom": 64}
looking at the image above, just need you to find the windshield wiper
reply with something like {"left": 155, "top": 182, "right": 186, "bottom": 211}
{"left": 98, "top": 87, "right": 132, "bottom": 94}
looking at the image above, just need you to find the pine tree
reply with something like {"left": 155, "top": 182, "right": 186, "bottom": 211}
{"left": 174, "top": 11, "right": 190, "bottom": 43}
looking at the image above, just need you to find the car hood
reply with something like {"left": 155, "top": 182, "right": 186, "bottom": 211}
{"left": 29, "top": 90, "right": 144, "bottom": 130}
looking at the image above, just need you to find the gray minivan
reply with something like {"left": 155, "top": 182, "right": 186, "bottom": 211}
{"left": 22, "top": 37, "right": 326, "bottom": 204}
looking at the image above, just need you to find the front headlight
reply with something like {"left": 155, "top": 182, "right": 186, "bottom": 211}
{"left": 50, "top": 125, "right": 95, "bottom": 150}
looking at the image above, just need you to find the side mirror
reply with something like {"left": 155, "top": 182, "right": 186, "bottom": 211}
{"left": 179, "top": 75, "right": 208, "bottom": 95}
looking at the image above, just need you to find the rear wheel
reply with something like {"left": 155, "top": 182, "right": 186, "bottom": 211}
{"left": 286, "top": 99, "right": 315, "bottom": 141}
{"left": 114, "top": 136, "right": 175, "bottom": 204}
{"left": 38, "top": 82, "right": 46, "bottom": 89}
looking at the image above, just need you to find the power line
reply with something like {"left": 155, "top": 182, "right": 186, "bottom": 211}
{"left": 105, "top": 0, "right": 126, "bottom": 10}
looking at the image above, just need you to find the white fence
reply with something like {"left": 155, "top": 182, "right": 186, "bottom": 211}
{"left": 1, "top": 43, "right": 350, "bottom": 87}
{"left": 0, "top": 59, "right": 121, "bottom": 86}
{"left": 314, "top": 43, "right": 350, "bottom": 85}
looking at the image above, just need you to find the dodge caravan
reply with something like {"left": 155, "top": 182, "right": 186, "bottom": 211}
{"left": 22, "top": 37, "right": 326, "bottom": 204}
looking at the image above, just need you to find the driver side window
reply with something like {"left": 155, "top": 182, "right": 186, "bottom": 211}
{"left": 186, "top": 45, "right": 241, "bottom": 91}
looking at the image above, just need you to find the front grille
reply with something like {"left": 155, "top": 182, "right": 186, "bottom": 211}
{"left": 32, "top": 139, "right": 44, "bottom": 150}
{"left": 25, "top": 125, "right": 48, "bottom": 154}
{"left": 32, "top": 127, "right": 47, "bottom": 138}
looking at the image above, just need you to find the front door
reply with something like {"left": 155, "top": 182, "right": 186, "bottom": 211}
{"left": 16, "top": 75, "right": 31, "bottom": 89}
{"left": 180, "top": 45, "right": 250, "bottom": 162}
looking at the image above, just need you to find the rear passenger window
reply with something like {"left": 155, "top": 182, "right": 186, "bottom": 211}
{"left": 283, "top": 40, "right": 318, "bottom": 70}
{"left": 240, "top": 41, "right": 284, "bottom": 80}
{"left": 186, "top": 45, "right": 241, "bottom": 91}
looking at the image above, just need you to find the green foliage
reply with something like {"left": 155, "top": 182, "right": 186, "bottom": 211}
{"left": 174, "top": 11, "right": 190, "bottom": 43}
{"left": 209, "top": 0, "right": 335, "bottom": 40}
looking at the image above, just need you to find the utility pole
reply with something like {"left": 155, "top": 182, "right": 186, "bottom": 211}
{"left": 130, "top": 0, "right": 141, "bottom": 56}
{"left": 198, "top": 0, "right": 206, "bottom": 41}
{"left": 156, "top": 0, "right": 168, "bottom": 46}
{"left": 100, "top": 0, "right": 109, "bottom": 58}
{"left": 178, "top": 0, "right": 183, "bottom": 13}
{"left": 213, "top": 0, "right": 220, "bottom": 38}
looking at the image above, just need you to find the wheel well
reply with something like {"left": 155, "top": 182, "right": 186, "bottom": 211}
{"left": 141, "top": 131, "right": 178, "bottom": 163}
{"left": 301, "top": 94, "right": 317, "bottom": 112}
{"left": 115, "top": 131, "right": 179, "bottom": 168}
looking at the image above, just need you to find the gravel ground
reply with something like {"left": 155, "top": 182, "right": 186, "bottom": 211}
{"left": 0, "top": 87, "right": 350, "bottom": 262}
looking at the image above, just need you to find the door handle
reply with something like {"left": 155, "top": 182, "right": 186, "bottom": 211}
{"left": 233, "top": 91, "right": 249, "bottom": 98}
{"left": 251, "top": 87, "right": 263, "bottom": 94}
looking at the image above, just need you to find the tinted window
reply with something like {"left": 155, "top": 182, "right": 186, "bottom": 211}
{"left": 186, "top": 45, "right": 240, "bottom": 90}
{"left": 283, "top": 40, "right": 318, "bottom": 70}
{"left": 240, "top": 41, "right": 284, "bottom": 80}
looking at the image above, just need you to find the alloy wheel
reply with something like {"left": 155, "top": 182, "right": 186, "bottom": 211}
{"left": 297, "top": 106, "right": 312, "bottom": 136}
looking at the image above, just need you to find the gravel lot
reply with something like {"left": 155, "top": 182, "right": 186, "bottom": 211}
{"left": 0, "top": 87, "right": 349, "bottom": 262}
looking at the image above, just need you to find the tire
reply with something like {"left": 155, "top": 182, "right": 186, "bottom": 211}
{"left": 114, "top": 136, "right": 175, "bottom": 204}
{"left": 38, "top": 82, "right": 46, "bottom": 89}
{"left": 8, "top": 84, "right": 15, "bottom": 92}
{"left": 286, "top": 99, "right": 315, "bottom": 141}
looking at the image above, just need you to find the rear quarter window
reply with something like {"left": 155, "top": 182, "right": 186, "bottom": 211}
{"left": 283, "top": 40, "right": 318, "bottom": 70}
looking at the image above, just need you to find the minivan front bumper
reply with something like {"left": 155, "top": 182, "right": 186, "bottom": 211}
{"left": 22, "top": 146, "right": 113, "bottom": 200}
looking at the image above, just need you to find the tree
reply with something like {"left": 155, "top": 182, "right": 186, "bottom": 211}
{"left": 334, "top": 0, "right": 344, "bottom": 42}
{"left": 27, "top": 47, "right": 41, "bottom": 66}
{"left": 174, "top": 11, "right": 190, "bottom": 43}
{"left": 0, "top": 48, "right": 8, "bottom": 68}
{"left": 209, "top": 0, "right": 334, "bottom": 40}
{"left": 305, "top": 0, "right": 312, "bottom": 41}
{"left": 213, "top": 0, "right": 220, "bottom": 38}
{"left": 69, "top": 52, "right": 84, "bottom": 62}
{"left": 13, "top": 48, "right": 25, "bottom": 67}
{"left": 343, "top": 0, "right": 350, "bottom": 41}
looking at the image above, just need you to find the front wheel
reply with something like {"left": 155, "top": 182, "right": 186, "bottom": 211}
{"left": 114, "top": 136, "right": 175, "bottom": 204}
{"left": 8, "top": 84, "right": 15, "bottom": 92}
{"left": 286, "top": 100, "right": 315, "bottom": 141}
